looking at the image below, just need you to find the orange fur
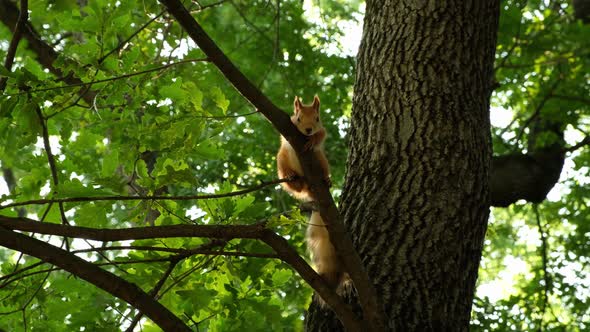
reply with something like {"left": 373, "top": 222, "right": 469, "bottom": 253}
{"left": 306, "top": 212, "right": 350, "bottom": 306}
{"left": 277, "top": 96, "right": 347, "bottom": 306}
{"left": 276, "top": 95, "right": 330, "bottom": 201}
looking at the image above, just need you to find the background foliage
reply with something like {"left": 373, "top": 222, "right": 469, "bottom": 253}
{"left": 0, "top": 0, "right": 588, "bottom": 330}
{"left": 473, "top": 1, "right": 590, "bottom": 331}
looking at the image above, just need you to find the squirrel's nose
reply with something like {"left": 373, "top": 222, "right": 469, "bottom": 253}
{"left": 305, "top": 128, "right": 312, "bottom": 134}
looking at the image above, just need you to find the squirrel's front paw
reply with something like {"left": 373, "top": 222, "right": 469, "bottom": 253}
{"left": 285, "top": 173, "right": 299, "bottom": 182}
{"left": 304, "top": 139, "right": 314, "bottom": 151}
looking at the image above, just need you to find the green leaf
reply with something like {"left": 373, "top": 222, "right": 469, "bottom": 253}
{"left": 0, "top": 66, "right": 16, "bottom": 78}
{"left": 193, "top": 141, "right": 225, "bottom": 160}
{"left": 159, "top": 79, "right": 188, "bottom": 103}
{"left": 210, "top": 86, "right": 229, "bottom": 114}
{"left": 101, "top": 150, "right": 119, "bottom": 177}
{"left": 271, "top": 269, "right": 293, "bottom": 286}
{"left": 234, "top": 196, "right": 255, "bottom": 216}
{"left": 184, "top": 81, "right": 203, "bottom": 111}
{"left": 58, "top": 179, "right": 115, "bottom": 198}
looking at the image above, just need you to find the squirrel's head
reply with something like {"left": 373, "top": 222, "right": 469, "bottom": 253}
{"left": 293, "top": 95, "right": 321, "bottom": 136}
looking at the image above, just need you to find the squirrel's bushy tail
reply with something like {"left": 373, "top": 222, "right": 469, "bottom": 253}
{"left": 280, "top": 180, "right": 312, "bottom": 201}
{"left": 306, "top": 211, "right": 349, "bottom": 305}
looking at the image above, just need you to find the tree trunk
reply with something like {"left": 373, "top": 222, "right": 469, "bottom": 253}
{"left": 306, "top": 1, "right": 500, "bottom": 331}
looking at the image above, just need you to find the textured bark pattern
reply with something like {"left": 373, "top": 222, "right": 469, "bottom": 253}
{"left": 306, "top": 1, "right": 499, "bottom": 331}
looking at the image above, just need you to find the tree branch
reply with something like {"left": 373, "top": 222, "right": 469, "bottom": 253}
{"left": 0, "top": 215, "right": 362, "bottom": 330}
{"left": 564, "top": 136, "right": 590, "bottom": 153}
{"left": 0, "top": 226, "right": 191, "bottom": 332}
{"left": 157, "top": 1, "right": 385, "bottom": 329}
{"left": 491, "top": 150, "right": 564, "bottom": 207}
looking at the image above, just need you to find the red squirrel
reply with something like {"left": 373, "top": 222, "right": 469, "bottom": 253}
{"left": 276, "top": 95, "right": 330, "bottom": 201}
{"left": 276, "top": 96, "right": 346, "bottom": 303}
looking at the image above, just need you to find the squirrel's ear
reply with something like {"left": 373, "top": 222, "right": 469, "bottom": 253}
{"left": 294, "top": 96, "right": 302, "bottom": 112}
{"left": 312, "top": 95, "right": 320, "bottom": 110}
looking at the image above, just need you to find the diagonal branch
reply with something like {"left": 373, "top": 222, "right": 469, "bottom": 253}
{"left": 0, "top": 0, "right": 96, "bottom": 103}
{"left": 0, "top": 0, "right": 28, "bottom": 91}
{"left": 0, "top": 226, "right": 191, "bottom": 332}
{"left": 157, "top": 1, "right": 385, "bottom": 330}
{"left": 564, "top": 136, "right": 590, "bottom": 152}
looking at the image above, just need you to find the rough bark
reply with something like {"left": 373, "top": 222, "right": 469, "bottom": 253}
{"left": 306, "top": 1, "right": 500, "bottom": 331}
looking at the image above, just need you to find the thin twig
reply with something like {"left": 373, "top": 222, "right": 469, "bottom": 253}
{"left": 124, "top": 239, "right": 231, "bottom": 332}
{"left": 0, "top": 268, "right": 61, "bottom": 290}
{"left": 533, "top": 204, "right": 550, "bottom": 331}
{"left": 511, "top": 79, "right": 561, "bottom": 149}
{"left": 157, "top": 255, "right": 219, "bottom": 301}
{"left": 72, "top": 245, "right": 279, "bottom": 259}
{"left": 0, "top": 177, "right": 290, "bottom": 210}
{"left": 563, "top": 136, "right": 590, "bottom": 153}
{"left": 229, "top": 0, "right": 274, "bottom": 45}
{"left": 0, "top": 247, "right": 272, "bottom": 291}
{"left": 98, "top": 11, "right": 165, "bottom": 64}
{"left": 4, "top": 58, "right": 209, "bottom": 96}
{"left": 0, "top": 227, "right": 190, "bottom": 332}
{"left": 191, "top": 0, "right": 228, "bottom": 12}
{"left": 34, "top": 105, "right": 71, "bottom": 253}
{"left": 493, "top": 0, "right": 528, "bottom": 72}
{"left": 0, "top": 226, "right": 192, "bottom": 331}
{"left": 0, "top": 261, "right": 45, "bottom": 284}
